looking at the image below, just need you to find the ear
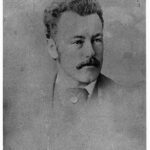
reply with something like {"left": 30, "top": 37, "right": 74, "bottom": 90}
{"left": 47, "top": 38, "right": 58, "bottom": 60}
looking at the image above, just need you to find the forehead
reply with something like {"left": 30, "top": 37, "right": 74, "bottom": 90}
{"left": 56, "top": 12, "right": 103, "bottom": 40}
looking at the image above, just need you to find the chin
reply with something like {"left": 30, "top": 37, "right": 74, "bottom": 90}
{"left": 76, "top": 71, "right": 99, "bottom": 84}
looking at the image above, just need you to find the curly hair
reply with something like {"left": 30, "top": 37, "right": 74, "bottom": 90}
{"left": 43, "top": 0, "right": 104, "bottom": 39}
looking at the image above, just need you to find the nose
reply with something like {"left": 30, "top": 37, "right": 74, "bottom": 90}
{"left": 84, "top": 41, "right": 95, "bottom": 58}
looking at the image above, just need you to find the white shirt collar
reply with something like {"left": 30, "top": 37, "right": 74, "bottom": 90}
{"left": 85, "top": 80, "right": 96, "bottom": 98}
{"left": 56, "top": 73, "right": 96, "bottom": 98}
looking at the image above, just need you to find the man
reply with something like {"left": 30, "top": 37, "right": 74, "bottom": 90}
{"left": 44, "top": 0, "right": 115, "bottom": 104}
{"left": 42, "top": 0, "right": 145, "bottom": 149}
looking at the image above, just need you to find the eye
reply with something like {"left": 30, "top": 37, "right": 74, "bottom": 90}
{"left": 72, "top": 40, "right": 84, "bottom": 48}
{"left": 93, "top": 38, "right": 103, "bottom": 43}
{"left": 74, "top": 40, "right": 84, "bottom": 45}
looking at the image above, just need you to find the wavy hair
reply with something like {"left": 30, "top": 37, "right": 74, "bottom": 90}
{"left": 43, "top": 0, "right": 104, "bottom": 39}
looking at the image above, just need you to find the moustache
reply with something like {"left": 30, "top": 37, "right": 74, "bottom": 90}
{"left": 76, "top": 57, "right": 100, "bottom": 70}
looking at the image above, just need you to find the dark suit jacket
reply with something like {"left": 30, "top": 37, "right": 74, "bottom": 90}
{"left": 5, "top": 73, "right": 145, "bottom": 150}
{"left": 49, "top": 73, "right": 146, "bottom": 149}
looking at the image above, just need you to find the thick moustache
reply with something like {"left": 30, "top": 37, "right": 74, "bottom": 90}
{"left": 76, "top": 57, "right": 100, "bottom": 70}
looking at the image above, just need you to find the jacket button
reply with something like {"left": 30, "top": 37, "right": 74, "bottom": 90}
{"left": 70, "top": 96, "right": 78, "bottom": 104}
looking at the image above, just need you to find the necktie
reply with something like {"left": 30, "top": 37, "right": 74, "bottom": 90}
{"left": 65, "top": 88, "right": 89, "bottom": 104}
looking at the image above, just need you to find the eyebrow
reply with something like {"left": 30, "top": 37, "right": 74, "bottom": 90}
{"left": 93, "top": 33, "right": 103, "bottom": 38}
{"left": 73, "top": 35, "right": 85, "bottom": 39}
{"left": 72, "top": 33, "right": 103, "bottom": 39}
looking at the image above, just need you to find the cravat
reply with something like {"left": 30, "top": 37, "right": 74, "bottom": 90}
{"left": 65, "top": 88, "right": 89, "bottom": 104}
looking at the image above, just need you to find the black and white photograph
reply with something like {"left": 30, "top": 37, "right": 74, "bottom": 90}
{"left": 3, "top": 0, "right": 146, "bottom": 149}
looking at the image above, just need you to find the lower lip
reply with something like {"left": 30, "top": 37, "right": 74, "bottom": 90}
{"left": 83, "top": 65, "right": 97, "bottom": 69}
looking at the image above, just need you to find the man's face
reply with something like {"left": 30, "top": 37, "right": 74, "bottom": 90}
{"left": 55, "top": 12, "right": 103, "bottom": 84}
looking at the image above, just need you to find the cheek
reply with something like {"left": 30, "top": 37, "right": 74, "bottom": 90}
{"left": 58, "top": 43, "right": 83, "bottom": 67}
{"left": 94, "top": 44, "right": 103, "bottom": 57}
{"left": 61, "top": 52, "right": 80, "bottom": 68}
{"left": 61, "top": 47, "right": 82, "bottom": 62}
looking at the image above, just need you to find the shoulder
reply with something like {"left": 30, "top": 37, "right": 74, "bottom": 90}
{"left": 96, "top": 74, "right": 145, "bottom": 99}
{"left": 96, "top": 73, "right": 145, "bottom": 126}
{"left": 96, "top": 74, "right": 145, "bottom": 107}
{"left": 96, "top": 74, "right": 146, "bottom": 147}
{"left": 96, "top": 73, "right": 121, "bottom": 94}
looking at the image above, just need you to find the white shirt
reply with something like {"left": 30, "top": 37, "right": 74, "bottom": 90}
{"left": 55, "top": 74, "right": 96, "bottom": 103}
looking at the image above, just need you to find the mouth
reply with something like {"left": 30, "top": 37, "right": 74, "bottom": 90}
{"left": 83, "top": 64, "right": 98, "bottom": 68}
{"left": 76, "top": 56, "right": 101, "bottom": 70}
{"left": 82, "top": 66, "right": 97, "bottom": 71}
{"left": 76, "top": 61, "right": 100, "bottom": 70}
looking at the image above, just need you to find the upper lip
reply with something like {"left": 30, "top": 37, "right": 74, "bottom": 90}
{"left": 76, "top": 58, "right": 100, "bottom": 69}
{"left": 83, "top": 63, "right": 97, "bottom": 67}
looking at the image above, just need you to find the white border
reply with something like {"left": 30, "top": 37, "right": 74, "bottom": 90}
{"left": 1, "top": 1, "right": 147, "bottom": 150}
{"left": 147, "top": 0, "right": 149, "bottom": 149}
{"left": 0, "top": 0, "right": 3, "bottom": 149}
